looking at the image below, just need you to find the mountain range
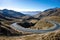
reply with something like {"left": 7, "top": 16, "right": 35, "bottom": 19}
{"left": 34, "top": 8, "right": 60, "bottom": 19}
{"left": 0, "top": 8, "right": 60, "bottom": 35}
{"left": 21, "top": 11, "right": 41, "bottom": 16}
{"left": 0, "top": 9, "right": 26, "bottom": 18}
{"left": 0, "top": 8, "right": 60, "bottom": 20}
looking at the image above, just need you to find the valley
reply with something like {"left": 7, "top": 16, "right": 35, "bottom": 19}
{"left": 0, "top": 8, "right": 60, "bottom": 40}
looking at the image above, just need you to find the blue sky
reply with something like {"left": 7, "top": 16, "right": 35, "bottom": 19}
{"left": 0, "top": 0, "right": 60, "bottom": 11}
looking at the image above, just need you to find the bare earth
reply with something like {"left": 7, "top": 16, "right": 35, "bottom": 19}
{"left": 0, "top": 30, "right": 60, "bottom": 40}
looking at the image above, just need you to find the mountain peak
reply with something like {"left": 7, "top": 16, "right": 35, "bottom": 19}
{"left": 44, "top": 7, "right": 60, "bottom": 12}
{"left": 0, "top": 9, "right": 26, "bottom": 18}
{"left": 3, "top": 9, "right": 8, "bottom": 10}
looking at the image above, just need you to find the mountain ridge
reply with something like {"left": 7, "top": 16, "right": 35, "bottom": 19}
{"left": 34, "top": 8, "right": 60, "bottom": 19}
{"left": 0, "top": 9, "right": 26, "bottom": 18}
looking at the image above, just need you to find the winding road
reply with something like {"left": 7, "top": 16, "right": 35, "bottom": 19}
{"left": 10, "top": 20, "right": 60, "bottom": 34}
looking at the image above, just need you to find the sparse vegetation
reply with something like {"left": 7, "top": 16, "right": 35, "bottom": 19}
{"left": 0, "top": 30, "right": 60, "bottom": 40}
{"left": 31, "top": 16, "right": 60, "bottom": 30}
{"left": 0, "top": 8, "right": 60, "bottom": 40}
{"left": 22, "top": 30, "right": 60, "bottom": 40}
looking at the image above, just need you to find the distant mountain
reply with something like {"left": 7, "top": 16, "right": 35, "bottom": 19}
{"left": 0, "top": 9, "right": 26, "bottom": 18}
{"left": 21, "top": 11, "right": 41, "bottom": 16}
{"left": 34, "top": 8, "right": 60, "bottom": 19}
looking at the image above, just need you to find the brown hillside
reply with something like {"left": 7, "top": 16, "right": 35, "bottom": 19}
{"left": 0, "top": 30, "right": 60, "bottom": 40}
{"left": 34, "top": 8, "right": 60, "bottom": 19}
{"left": 31, "top": 16, "right": 60, "bottom": 30}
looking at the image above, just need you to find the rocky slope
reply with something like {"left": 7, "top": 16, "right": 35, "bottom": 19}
{"left": 34, "top": 8, "right": 60, "bottom": 19}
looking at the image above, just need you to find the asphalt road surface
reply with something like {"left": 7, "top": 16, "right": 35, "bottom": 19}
{"left": 10, "top": 20, "right": 60, "bottom": 34}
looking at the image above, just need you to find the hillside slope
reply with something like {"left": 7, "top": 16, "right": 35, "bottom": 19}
{"left": 34, "top": 8, "right": 60, "bottom": 19}
{"left": 31, "top": 16, "right": 60, "bottom": 30}
{"left": 0, "top": 9, "right": 25, "bottom": 18}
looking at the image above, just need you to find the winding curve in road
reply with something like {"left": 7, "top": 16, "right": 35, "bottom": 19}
{"left": 10, "top": 20, "right": 60, "bottom": 34}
